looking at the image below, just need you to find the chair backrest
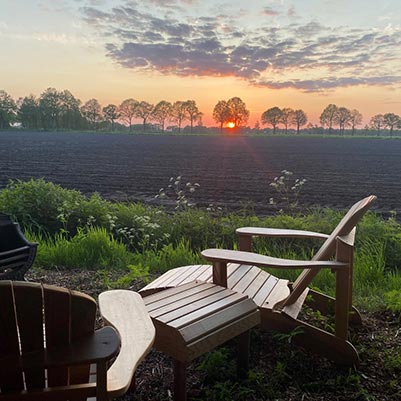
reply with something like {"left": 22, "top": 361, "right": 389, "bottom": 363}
{"left": 0, "top": 281, "right": 96, "bottom": 395}
{"left": 287, "top": 195, "right": 376, "bottom": 304}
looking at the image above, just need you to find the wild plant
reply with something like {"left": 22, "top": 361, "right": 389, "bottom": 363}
{"left": 155, "top": 175, "right": 200, "bottom": 210}
{"left": 269, "top": 170, "right": 306, "bottom": 212}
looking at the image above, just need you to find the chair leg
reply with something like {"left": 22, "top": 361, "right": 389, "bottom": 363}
{"left": 128, "top": 372, "right": 136, "bottom": 392}
{"left": 173, "top": 359, "right": 187, "bottom": 401}
{"left": 306, "top": 289, "right": 362, "bottom": 325}
{"left": 237, "top": 330, "right": 250, "bottom": 378}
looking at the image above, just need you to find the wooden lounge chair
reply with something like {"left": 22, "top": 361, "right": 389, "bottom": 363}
{"left": 141, "top": 195, "right": 376, "bottom": 366}
{"left": 0, "top": 281, "right": 155, "bottom": 400}
{"left": 0, "top": 214, "right": 38, "bottom": 281}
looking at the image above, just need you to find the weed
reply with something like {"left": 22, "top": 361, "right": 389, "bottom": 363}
{"left": 269, "top": 169, "right": 306, "bottom": 212}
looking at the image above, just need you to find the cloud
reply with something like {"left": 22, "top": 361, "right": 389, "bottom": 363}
{"left": 255, "top": 75, "right": 401, "bottom": 92}
{"left": 81, "top": 2, "right": 401, "bottom": 92}
{"left": 261, "top": 7, "right": 279, "bottom": 17}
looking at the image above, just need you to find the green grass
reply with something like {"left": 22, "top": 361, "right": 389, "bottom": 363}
{"left": 3, "top": 178, "right": 401, "bottom": 312}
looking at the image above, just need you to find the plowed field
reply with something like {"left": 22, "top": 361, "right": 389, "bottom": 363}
{"left": 0, "top": 131, "right": 399, "bottom": 215}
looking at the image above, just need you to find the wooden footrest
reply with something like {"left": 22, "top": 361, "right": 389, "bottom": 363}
{"left": 143, "top": 281, "right": 260, "bottom": 362}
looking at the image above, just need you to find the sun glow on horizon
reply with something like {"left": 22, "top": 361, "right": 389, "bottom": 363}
{"left": 226, "top": 122, "right": 235, "bottom": 128}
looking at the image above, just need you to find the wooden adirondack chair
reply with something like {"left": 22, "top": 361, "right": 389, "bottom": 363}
{"left": 201, "top": 195, "right": 376, "bottom": 365}
{"left": 141, "top": 195, "right": 376, "bottom": 366}
{"left": 0, "top": 281, "right": 155, "bottom": 400}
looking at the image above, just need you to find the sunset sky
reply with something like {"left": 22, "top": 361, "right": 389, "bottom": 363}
{"left": 1, "top": 0, "right": 401, "bottom": 126}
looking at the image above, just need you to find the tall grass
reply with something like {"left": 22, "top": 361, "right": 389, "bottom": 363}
{"left": 30, "top": 228, "right": 133, "bottom": 270}
{"left": 3, "top": 179, "right": 401, "bottom": 311}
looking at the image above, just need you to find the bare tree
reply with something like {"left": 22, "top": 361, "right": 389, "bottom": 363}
{"left": 135, "top": 101, "right": 154, "bottom": 132}
{"left": 261, "top": 107, "right": 282, "bottom": 134}
{"left": 184, "top": 100, "right": 202, "bottom": 133}
{"left": 151, "top": 101, "right": 172, "bottom": 132}
{"left": 335, "top": 107, "right": 351, "bottom": 134}
{"left": 119, "top": 98, "right": 138, "bottom": 131}
{"left": 103, "top": 104, "right": 120, "bottom": 131}
{"left": 291, "top": 109, "right": 307, "bottom": 134}
{"left": 280, "top": 107, "right": 294, "bottom": 134}
{"left": 170, "top": 101, "right": 188, "bottom": 133}
{"left": 370, "top": 114, "right": 385, "bottom": 135}
{"left": 349, "top": 109, "right": 363, "bottom": 135}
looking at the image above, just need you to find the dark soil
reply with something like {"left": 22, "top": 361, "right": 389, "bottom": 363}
{"left": 1, "top": 131, "right": 401, "bottom": 216}
{"left": 26, "top": 268, "right": 401, "bottom": 401}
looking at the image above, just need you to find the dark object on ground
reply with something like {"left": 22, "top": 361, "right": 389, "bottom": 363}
{"left": 0, "top": 213, "right": 38, "bottom": 280}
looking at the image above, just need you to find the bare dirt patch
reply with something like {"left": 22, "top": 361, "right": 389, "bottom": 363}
{"left": 1, "top": 132, "right": 400, "bottom": 215}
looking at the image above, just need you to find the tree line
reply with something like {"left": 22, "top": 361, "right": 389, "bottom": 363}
{"left": 0, "top": 88, "right": 400, "bottom": 135}
{"left": 0, "top": 88, "right": 202, "bottom": 133}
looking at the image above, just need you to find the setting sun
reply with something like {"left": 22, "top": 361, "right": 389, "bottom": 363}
{"left": 226, "top": 122, "right": 235, "bottom": 128}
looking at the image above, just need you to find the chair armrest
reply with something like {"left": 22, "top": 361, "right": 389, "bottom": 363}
{"left": 201, "top": 249, "right": 347, "bottom": 270}
{"left": 99, "top": 290, "right": 155, "bottom": 398}
{"left": 236, "top": 227, "right": 330, "bottom": 240}
{"left": 0, "top": 327, "right": 119, "bottom": 372}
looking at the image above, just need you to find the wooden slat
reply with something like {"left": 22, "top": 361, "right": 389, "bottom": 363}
{"left": 149, "top": 285, "right": 225, "bottom": 318}
{"left": 232, "top": 266, "right": 260, "bottom": 293}
{"left": 0, "top": 383, "right": 97, "bottom": 401}
{"left": 141, "top": 268, "right": 179, "bottom": 291}
{"left": 226, "top": 264, "right": 253, "bottom": 289}
{"left": 0, "top": 281, "right": 24, "bottom": 392}
{"left": 163, "top": 265, "right": 202, "bottom": 287}
{"left": 69, "top": 289, "right": 96, "bottom": 390}
{"left": 156, "top": 290, "right": 240, "bottom": 324}
{"left": 252, "top": 275, "right": 279, "bottom": 307}
{"left": 44, "top": 285, "right": 71, "bottom": 387}
{"left": 196, "top": 265, "right": 213, "bottom": 282}
{"left": 180, "top": 298, "right": 257, "bottom": 344}
{"left": 13, "top": 282, "right": 45, "bottom": 390}
{"left": 264, "top": 279, "right": 290, "bottom": 308}
{"left": 187, "top": 311, "right": 260, "bottom": 360}
{"left": 242, "top": 270, "right": 271, "bottom": 300}
{"left": 170, "top": 292, "right": 248, "bottom": 330}
{"left": 144, "top": 282, "right": 210, "bottom": 308}
{"left": 179, "top": 264, "right": 211, "bottom": 284}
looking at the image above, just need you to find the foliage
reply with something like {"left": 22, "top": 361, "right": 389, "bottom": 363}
{"left": 261, "top": 106, "right": 282, "bottom": 134}
{"left": 0, "top": 90, "right": 17, "bottom": 128}
{"left": 291, "top": 109, "right": 308, "bottom": 134}
{"left": 320, "top": 103, "right": 338, "bottom": 131}
{"left": 383, "top": 290, "right": 401, "bottom": 312}
{"left": 151, "top": 100, "right": 172, "bottom": 132}
{"left": 212, "top": 97, "right": 249, "bottom": 130}
{"left": 227, "top": 97, "right": 249, "bottom": 128}
{"left": 32, "top": 227, "right": 132, "bottom": 270}
{"left": 3, "top": 179, "right": 401, "bottom": 311}
{"left": 212, "top": 100, "right": 231, "bottom": 132}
